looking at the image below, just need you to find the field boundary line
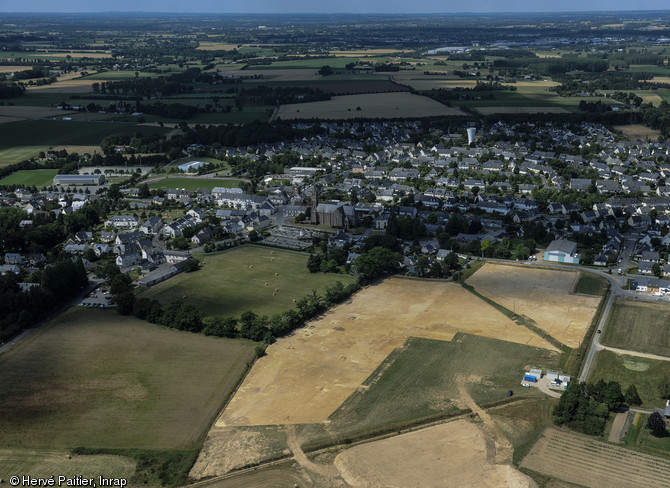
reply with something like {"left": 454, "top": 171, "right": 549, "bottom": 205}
{"left": 459, "top": 281, "right": 567, "bottom": 352}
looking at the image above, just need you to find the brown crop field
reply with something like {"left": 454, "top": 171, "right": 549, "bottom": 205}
{"left": 276, "top": 92, "right": 465, "bottom": 119}
{"left": 0, "top": 65, "right": 33, "bottom": 73}
{"left": 614, "top": 124, "right": 662, "bottom": 141}
{"left": 278, "top": 80, "right": 409, "bottom": 95}
{"left": 216, "top": 278, "right": 556, "bottom": 428}
{"left": 334, "top": 420, "right": 535, "bottom": 488}
{"left": 0, "top": 307, "right": 256, "bottom": 450}
{"left": 467, "top": 263, "right": 601, "bottom": 347}
{"left": 476, "top": 106, "right": 571, "bottom": 114}
{"left": 521, "top": 428, "right": 670, "bottom": 488}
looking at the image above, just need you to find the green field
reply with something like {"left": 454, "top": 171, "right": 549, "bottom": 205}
{"left": 625, "top": 413, "right": 670, "bottom": 458}
{"left": 574, "top": 272, "right": 608, "bottom": 296}
{"left": 0, "top": 120, "right": 169, "bottom": 148}
{"left": 602, "top": 300, "right": 670, "bottom": 357}
{"left": 0, "top": 449, "right": 135, "bottom": 482}
{"left": 0, "top": 169, "right": 58, "bottom": 188}
{"left": 246, "top": 57, "right": 355, "bottom": 70}
{"left": 589, "top": 350, "right": 670, "bottom": 409}
{"left": 147, "top": 177, "right": 242, "bottom": 191}
{"left": 0, "top": 307, "right": 256, "bottom": 449}
{"left": 138, "top": 246, "right": 354, "bottom": 318}
{"left": 319, "top": 333, "right": 559, "bottom": 441}
{"left": 0, "top": 146, "right": 48, "bottom": 166}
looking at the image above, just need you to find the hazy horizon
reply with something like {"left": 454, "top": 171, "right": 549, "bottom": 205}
{"left": 1, "top": 0, "right": 669, "bottom": 14}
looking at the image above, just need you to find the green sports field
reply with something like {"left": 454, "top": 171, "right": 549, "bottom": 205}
{"left": 138, "top": 246, "right": 354, "bottom": 318}
{"left": 0, "top": 169, "right": 58, "bottom": 188}
{"left": 147, "top": 177, "right": 243, "bottom": 191}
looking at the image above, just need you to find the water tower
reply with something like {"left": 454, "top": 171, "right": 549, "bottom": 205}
{"left": 466, "top": 127, "right": 476, "bottom": 146}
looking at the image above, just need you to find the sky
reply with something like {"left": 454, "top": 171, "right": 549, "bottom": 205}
{"left": 0, "top": 1, "right": 669, "bottom": 14}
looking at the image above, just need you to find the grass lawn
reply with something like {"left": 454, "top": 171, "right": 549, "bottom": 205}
{"left": 574, "top": 272, "right": 608, "bottom": 296}
{"left": 0, "top": 169, "right": 58, "bottom": 188}
{"left": 321, "top": 333, "right": 559, "bottom": 443}
{"left": 147, "top": 177, "right": 242, "bottom": 191}
{"left": 589, "top": 350, "right": 670, "bottom": 409}
{"left": 0, "top": 146, "right": 49, "bottom": 167}
{"left": 601, "top": 299, "right": 670, "bottom": 357}
{"left": 0, "top": 307, "right": 256, "bottom": 450}
{"left": 625, "top": 413, "right": 670, "bottom": 458}
{"left": 138, "top": 246, "right": 354, "bottom": 319}
{"left": 0, "top": 120, "right": 169, "bottom": 149}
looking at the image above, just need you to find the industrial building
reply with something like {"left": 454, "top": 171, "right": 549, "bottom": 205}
{"left": 544, "top": 239, "right": 580, "bottom": 264}
{"left": 178, "top": 161, "right": 210, "bottom": 172}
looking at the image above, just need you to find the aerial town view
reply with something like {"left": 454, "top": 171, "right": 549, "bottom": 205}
{"left": 3, "top": 0, "right": 670, "bottom": 486}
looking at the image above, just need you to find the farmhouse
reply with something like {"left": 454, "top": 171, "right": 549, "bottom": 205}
{"left": 544, "top": 239, "right": 580, "bottom": 264}
{"left": 53, "top": 174, "right": 105, "bottom": 186}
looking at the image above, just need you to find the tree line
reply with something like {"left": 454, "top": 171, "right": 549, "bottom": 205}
{"left": 106, "top": 261, "right": 361, "bottom": 344}
{"left": 0, "top": 258, "right": 88, "bottom": 342}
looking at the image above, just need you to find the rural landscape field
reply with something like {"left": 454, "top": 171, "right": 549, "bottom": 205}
{"left": 3, "top": 5, "right": 670, "bottom": 488}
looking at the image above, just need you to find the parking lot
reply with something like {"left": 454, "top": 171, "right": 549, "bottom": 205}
{"left": 80, "top": 288, "right": 115, "bottom": 308}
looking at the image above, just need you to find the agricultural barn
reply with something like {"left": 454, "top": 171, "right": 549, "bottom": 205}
{"left": 53, "top": 174, "right": 105, "bottom": 186}
{"left": 544, "top": 239, "right": 580, "bottom": 264}
{"left": 178, "top": 161, "right": 210, "bottom": 172}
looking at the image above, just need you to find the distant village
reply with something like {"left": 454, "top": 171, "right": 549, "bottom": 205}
{"left": 3, "top": 119, "right": 670, "bottom": 298}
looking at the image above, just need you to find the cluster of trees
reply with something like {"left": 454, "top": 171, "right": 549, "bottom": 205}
{"left": 493, "top": 57, "right": 609, "bottom": 76}
{"left": 0, "top": 205, "right": 107, "bottom": 255}
{"left": 553, "top": 380, "right": 638, "bottom": 436}
{"left": 0, "top": 81, "right": 25, "bottom": 99}
{"left": 0, "top": 258, "right": 88, "bottom": 342}
{"left": 307, "top": 247, "right": 348, "bottom": 274}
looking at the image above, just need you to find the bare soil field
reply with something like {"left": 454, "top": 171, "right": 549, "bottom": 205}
{"left": 216, "top": 278, "right": 555, "bottom": 428}
{"left": 521, "top": 427, "right": 670, "bottom": 488}
{"left": 614, "top": 124, "right": 661, "bottom": 141}
{"left": 476, "top": 106, "right": 570, "bottom": 114}
{"left": 27, "top": 78, "right": 94, "bottom": 93}
{"left": 52, "top": 145, "right": 102, "bottom": 155}
{"left": 334, "top": 420, "right": 535, "bottom": 488}
{"left": 0, "top": 65, "right": 32, "bottom": 73}
{"left": 276, "top": 92, "right": 465, "bottom": 120}
{"left": 467, "top": 263, "right": 601, "bottom": 346}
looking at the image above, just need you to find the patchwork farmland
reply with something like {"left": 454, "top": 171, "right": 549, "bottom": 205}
{"left": 275, "top": 92, "right": 466, "bottom": 120}
{"left": 521, "top": 428, "right": 670, "bottom": 488}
